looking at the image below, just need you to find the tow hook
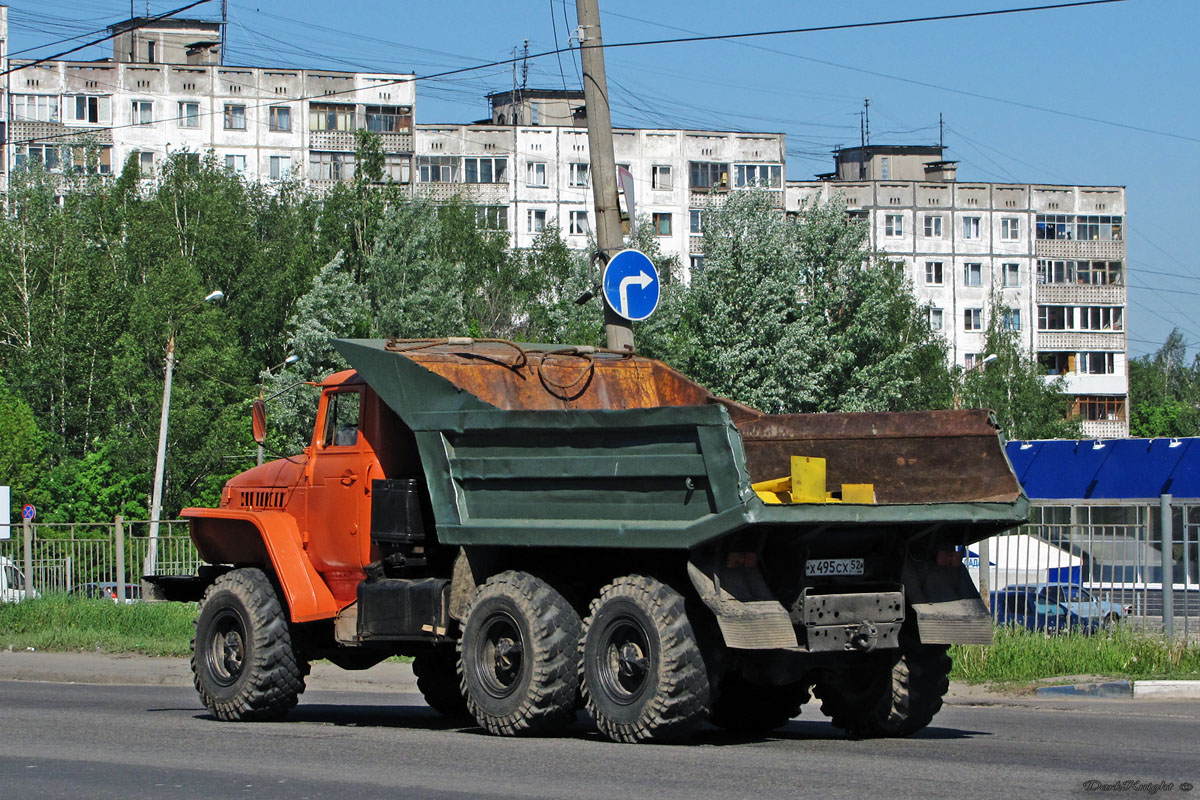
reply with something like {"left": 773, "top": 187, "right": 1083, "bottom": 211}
{"left": 849, "top": 622, "right": 878, "bottom": 652}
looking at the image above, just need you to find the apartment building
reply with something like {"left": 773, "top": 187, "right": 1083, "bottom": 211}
{"left": 0, "top": 14, "right": 415, "bottom": 195}
{"left": 787, "top": 145, "right": 1128, "bottom": 438}
{"left": 418, "top": 89, "right": 786, "bottom": 281}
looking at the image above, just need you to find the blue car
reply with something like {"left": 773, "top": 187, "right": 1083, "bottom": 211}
{"left": 1004, "top": 583, "right": 1128, "bottom": 627}
{"left": 990, "top": 586, "right": 1103, "bottom": 634}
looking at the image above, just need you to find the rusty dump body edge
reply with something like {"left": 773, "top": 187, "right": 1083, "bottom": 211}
{"left": 332, "top": 338, "right": 1028, "bottom": 549}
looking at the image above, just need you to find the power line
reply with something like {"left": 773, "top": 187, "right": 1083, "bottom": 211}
{"left": 0, "top": 0, "right": 213, "bottom": 77}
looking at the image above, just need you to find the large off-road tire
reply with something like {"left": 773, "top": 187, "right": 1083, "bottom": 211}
{"left": 709, "top": 676, "right": 810, "bottom": 733}
{"left": 580, "top": 575, "right": 710, "bottom": 744}
{"left": 413, "top": 649, "right": 470, "bottom": 718}
{"left": 813, "top": 641, "right": 951, "bottom": 738}
{"left": 191, "top": 568, "right": 308, "bottom": 721}
{"left": 458, "top": 571, "right": 581, "bottom": 736}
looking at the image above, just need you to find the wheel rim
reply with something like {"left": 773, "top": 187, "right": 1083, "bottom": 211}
{"left": 206, "top": 608, "right": 248, "bottom": 687}
{"left": 473, "top": 610, "right": 525, "bottom": 699}
{"left": 596, "top": 617, "right": 652, "bottom": 706}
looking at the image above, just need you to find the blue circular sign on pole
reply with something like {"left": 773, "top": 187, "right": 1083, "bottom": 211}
{"left": 602, "top": 249, "right": 660, "bottom": 322}
{"left": 22, "top": 504, "right": 35, "bottom": 521}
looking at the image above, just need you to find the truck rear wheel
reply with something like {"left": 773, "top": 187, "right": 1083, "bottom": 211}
{"left": 191, "top": 568, "right": 308, "bottom": 721}
{"left": 413, "top": 649, "right": 469, "bottom": 718}
{"left": 458, "top": 571, "right": 581, "bottom": 736}
{"left": 580, "top": 575, "right": 710, "bottom": 744}
{"left": 709, "top": 676, "right": 809, "bottom": 733}
{"left": 813, "top": 641, "right": 951, "bottom": 738}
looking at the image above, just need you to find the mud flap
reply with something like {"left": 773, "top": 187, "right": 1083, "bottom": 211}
{"left": 686, "top": 561, "right": 798, "bottom": 650}
{"left": 902, "top": 556, "right": 993, "bottom": 645}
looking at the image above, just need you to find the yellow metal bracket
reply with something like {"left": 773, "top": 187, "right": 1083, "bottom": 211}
{"left": 752, "top": 456, "right": 875, "bottom": 505}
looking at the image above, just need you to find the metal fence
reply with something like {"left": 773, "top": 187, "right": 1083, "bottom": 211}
{"left": 0, "top": 518, "right": 199, "bottom": 598}
{"left": 975, "top": 497, "right": 1200, "bottom": 642}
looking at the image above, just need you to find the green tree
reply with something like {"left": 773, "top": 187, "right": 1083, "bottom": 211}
{"left": 1128, "top": 329, "right": 1200, "bottom": 437}
{"left": 652, "top": 192, "right": 950, "bottom": 413}
{"left": 958, "top": 297, "right": 1081, "bottom": 440}
{"left": 0, "top": 377, "right": 46, "bottom": 508}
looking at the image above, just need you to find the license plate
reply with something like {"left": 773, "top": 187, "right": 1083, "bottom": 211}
{"left": 806, "top": 558, "right": 865, "bottom": 577}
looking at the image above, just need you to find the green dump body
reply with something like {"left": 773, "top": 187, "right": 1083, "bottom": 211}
{"left": 333, "top": 338, "right": 1028, "bottom": 550}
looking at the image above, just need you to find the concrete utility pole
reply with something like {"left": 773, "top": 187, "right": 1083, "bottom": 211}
{"left": 575, "top": 0, "right": 633, "bottom": 352}
{"left": 145, "top": 332, "right": 177, "bottom": 578}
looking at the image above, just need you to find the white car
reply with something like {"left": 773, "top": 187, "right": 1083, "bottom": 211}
{"left": 0, "top": 555, "right": 35, "bottom": 602}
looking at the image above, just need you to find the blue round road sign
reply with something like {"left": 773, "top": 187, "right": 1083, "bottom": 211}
{"left": 22, "top": 504, "right": 35, "bottom": 521}
{"left": 602, "top": 249, "right": 660, "bottom": 322}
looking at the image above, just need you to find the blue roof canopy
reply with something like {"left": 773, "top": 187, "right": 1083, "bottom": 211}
{"left": 1005, "top": 438, "right": 1200, "bottom": 500}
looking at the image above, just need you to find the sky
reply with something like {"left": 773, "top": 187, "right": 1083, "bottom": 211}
{"left": 6, "top": 0, "right": 1198, "bottom": 358}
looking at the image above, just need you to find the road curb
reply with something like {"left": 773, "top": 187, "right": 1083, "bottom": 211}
{"left": 1034, "top": 679, "right": 1200, "bottom": 698}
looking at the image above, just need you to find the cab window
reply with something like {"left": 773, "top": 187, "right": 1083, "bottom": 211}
{"left": 322, "top": 391, "right": 362, "bottom": 448}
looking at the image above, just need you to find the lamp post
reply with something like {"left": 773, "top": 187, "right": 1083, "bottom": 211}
{"left": 144, "top": 290, "right": 224, "bottom": 578}
{"left": 257, "top": 353, "right": 298, "bottom": 465}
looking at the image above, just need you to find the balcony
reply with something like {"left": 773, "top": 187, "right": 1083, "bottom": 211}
{"left": 1036, "top": 331, "right": 1126, "bottom": 351}
{"left": 1036, "top": 283, "right": 1126, "bottom": 305}
{"left": 413, "top": 182, "right": 507, "bottom": 203}
{"left": 1035, "top": 240, "right": 1124, "bottom": 260}
{"left": 1081, "top": 419, "right": 1128, "bottom": 439}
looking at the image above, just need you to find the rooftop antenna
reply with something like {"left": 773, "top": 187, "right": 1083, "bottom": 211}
{"left": 521, "top": 39, "right": 529, "bottom": 90}
{"left": 863, "top": 98, "right": 870, "bottom": 147}
{"left": 939, "top": 112, "right": 944, "bottom": 150}
{"left": 220, "top": 0, "right": 228, "bottom": 66}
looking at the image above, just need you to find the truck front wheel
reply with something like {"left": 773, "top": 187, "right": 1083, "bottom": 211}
{"left": 192, "top": 568, "right": 309, "bottom": 721}
{"left": 413, "top": 649, "right": 470, "bottom": 718}
{"left": 580, "top": 575, "right": 711, "bottom": 743}
{"left": 813, "top": 641, "right": 951, "bottom": 738}
{"left": 458, "top": 571, "right": 581, "bottom": 736}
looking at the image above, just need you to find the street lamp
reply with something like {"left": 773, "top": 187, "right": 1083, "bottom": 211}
{"left": 144, "top": 290, "right": 224, "bottom": 578}
{"left": 257, "top": 353, "right": 298, "bottom": 465}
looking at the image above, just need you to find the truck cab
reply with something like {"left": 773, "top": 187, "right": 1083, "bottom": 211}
{"left": 1, "top": 555, "right": 34, "bottom": 603}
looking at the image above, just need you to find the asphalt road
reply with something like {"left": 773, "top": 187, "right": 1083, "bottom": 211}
{"left": 3, "top": 680, "right": 1198, "bottom": 800}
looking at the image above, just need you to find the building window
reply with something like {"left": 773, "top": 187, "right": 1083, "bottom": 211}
{"left": 527, "top": 208, "right": 547, "bottom": 233}
{"left": 923, "top": 215, "right": 943, "bottom": 238}
{"left": 309, "top": 103, "right": 355, "bottom": 131}
{"left": 147, "top": 40, "right": 156, "bottom": 63}
{"left": 65, "top": 145, "right": 112, "bottom": 175}
{"left": 1036, "top": 259, "right": 1124, "bottom": 286}
{"left": 880, "top": 157, "right": 889, "bottom": 180}
{"left": 418, "top": 155, "right": 458, "bottom": 183}
{"left": 963, "top": 308, "right": 982, "bottom": 331}
{"left": 526, "top": 161, "right": 547, "bottom": 187}
{"left": 734, "top": 164, "right": 782, "bottom": 189}
{"left": 568, "top": 162, "right": 589, "bottom": 187}
{"left": 137, "top": 150, "right": 154, "bottom": 174}
{"left": 962, "top": 216, "right": 981, "bottom": 239}
{"left": 131, "top": 100, "right": 154, "bottom": 126}
{"left": 224, "top": 104, "right": 246, "bottom": 130}
{"left": 1073, "top": 396, "right": 1125, "bottom": 422}
{"left": 846, "top": 210, "right": 869, "bottom": 227}
{"left": 309, "top": 151, "right": 354, "bottom": 181}
{"left": 689, "top": 161, "right": 730, "bottom": 190}
{"left": 963, "top": 263, "right": 983, "bottom": 287}
{"left": 652, "top": 165, "right": 673, "bottom": 190}
{"left": 14, "top": 144, "right": 62, "bottom": 172}
{"left": 13, "top": 94, "right": 60, "bottom": 122}
{"left": 653, "top": 213, "right": 672, "bottom": 236}
{"left": 690, "top": 255, "right": 706, "bottom": 273}
{"left": 1002, "top": 309, "right": 1021, "bottom": 331}
{"left": 475, "top": 206, "right": 508, "bottom": 231}
{"left": 1002, "top": 262, "right": 1021, "bottom": 287}
{"left": 1078, "top": 306, "right": 1123, "bottom": 331}
{"left": 464, "top": 156, "right": 507, "bottom": 183}
{"left": 964, "top": 353, "right": 984, "bottom": 370}
{"left": 1036, "top": 214, "right": 1124, "bottom": 241}
{"left": 224, "top": 154, "right": 247, "bottom": 174}
{"left": 925, "top": 261, "right": 944, "bottom": 286}
{"left": 569, "top": 210, "right": 589, "bottom": 236}
{"left": 268, "top": 106, "right": 291, "bottom": 132}
{"left": 1039, "top": 352, "right": 1074, "bottom": 375}
{"left": 383, "top": 154, "right": 411, "bottom": 183}
{"left": 690, "top": 209, "right": 706, "bottom": 236}
{"left": 1001, "top": 217, "right": 1020, "bottom": 241}
{"left": 365, "top": 105, "right": 412, "bottom": 133}
{"left": 1037, "top": 306, "right": 1072, "bottom": 331}
{"left": 71, "top": 95, "right": 111, "bottom": 124}
{"left": 269, "top": 155, "right": 291, "bottom": 180}
{"left": 1078, "top": 352, "right": 1116, "bottom": 375}
{"left": 177, "top": 101, "right": 199, "bottom": 128}
{"left": 929, "top": 307, "right": 944, "bottom": 330}
{"left": 884, "top": 214, "right": 904, "bottom": 237}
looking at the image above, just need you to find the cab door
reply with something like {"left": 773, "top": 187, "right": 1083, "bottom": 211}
{"left": 306, "top": 387, "right": 373, "bottom": 576}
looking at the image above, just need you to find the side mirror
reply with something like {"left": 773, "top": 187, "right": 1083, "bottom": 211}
{"left": 251, "top": 399, "right": 267, "bottom": 445}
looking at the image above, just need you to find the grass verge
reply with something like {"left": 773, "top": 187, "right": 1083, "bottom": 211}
{"left": 951, "top": 624, "right": 1200, "bottom": 684}
{"left": 0, "top": 594, "right": 197, "bottom": 657}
